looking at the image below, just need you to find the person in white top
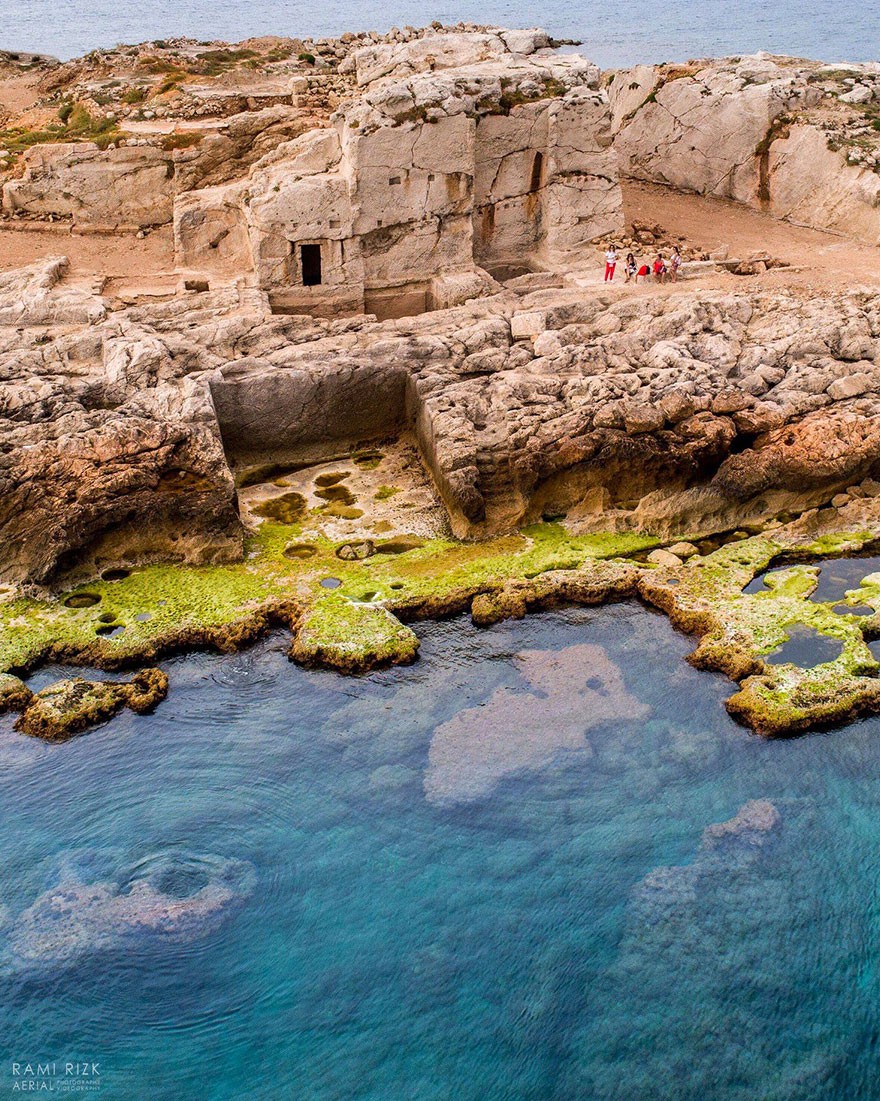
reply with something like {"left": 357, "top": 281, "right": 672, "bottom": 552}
{"left": 604, "top": 246, "right": 618, "bottom": 283}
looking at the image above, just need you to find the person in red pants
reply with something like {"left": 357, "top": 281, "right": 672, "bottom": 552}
{"left": 604, "top": 245, "right": 618, "bottom": 282}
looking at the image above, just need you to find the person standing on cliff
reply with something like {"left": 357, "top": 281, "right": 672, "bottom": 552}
{"left": 604, "top": 246, "right": 618, "bottom": 282}
{"left": 669, "top": 245, "right": 682, "bottom": 282}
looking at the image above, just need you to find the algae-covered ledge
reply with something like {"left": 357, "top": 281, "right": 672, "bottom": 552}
{"left": 5, "top": 507, "right": 880, "bottom": 740}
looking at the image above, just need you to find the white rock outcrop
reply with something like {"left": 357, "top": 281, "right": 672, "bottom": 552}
{"left": 610, "top": 54, "right": 880, "bottom": 244}
{"left": 173, "top": 31, "right": 623, "bottom": 318}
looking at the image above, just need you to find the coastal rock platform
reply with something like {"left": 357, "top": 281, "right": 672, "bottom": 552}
{"left": 3, "top": 27, "right": 880, "bottom": 739}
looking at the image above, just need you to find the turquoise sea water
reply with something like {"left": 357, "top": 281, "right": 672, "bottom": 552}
{"left": 3, "top": 601, "right": 880, "bottom": 1098}
{"left": 3, "top": 0, "right": 880, "bottom": 66}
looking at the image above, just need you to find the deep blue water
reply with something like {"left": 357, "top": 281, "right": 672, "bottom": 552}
{"left": 2, "top": 0, "right": 879, "bottom": 66}
{"left": 3, "top": 602, "right": 880, "bottom": 1098}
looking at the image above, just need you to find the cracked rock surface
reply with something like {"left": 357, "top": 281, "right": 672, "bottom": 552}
{"left": 6, "top": 255, "right": 880, "bottom": 585}
{"left": 610, "top": 54, "right": 880, "bottom": 243}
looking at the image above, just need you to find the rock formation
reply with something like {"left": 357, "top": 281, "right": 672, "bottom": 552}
{"left": 3, "top": 28, "right": 880, "bottom": 739}
{"left": 13, "top": 668, "right": 168, "bottom": 740}
{"left": 610, "top": 54, "right": 880, "bottom": 244}
{"left": 2, "top": 28, "right": 622, "bottom": 317}
{"left": 8, "top": 249, "right": 880, "bottom": 586}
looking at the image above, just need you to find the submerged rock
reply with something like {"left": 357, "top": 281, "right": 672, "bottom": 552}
{"left": 701, "top": 798, "right": 781, "bottom": 849}
{"left": 630, "top": 799, "right": 782, "bottom": 926}
{"left": 424, "top": 643, "right": 650, "bottom": 804}
{"left": 5, "top": 855, "right": 254, "bottom": 966}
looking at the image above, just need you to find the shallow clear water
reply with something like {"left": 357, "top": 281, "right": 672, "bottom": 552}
{"left": 745, "top": 554, "right": 880, "bottom": 600}
{"left": 766, "top": 622, "right": 844, "bottom": 667}
{"left": 3, "top": 602, "right": 880, "bottom": 1097}
{"left": 3, "top": 0, "right": 879, "bottom": 66}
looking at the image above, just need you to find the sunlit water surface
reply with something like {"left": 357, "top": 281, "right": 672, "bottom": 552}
{"left": 3, "top": 0, "right": 879, "bottom": 67}
{"left": 2, "top": 603, "right": 880, "bottom": 1098}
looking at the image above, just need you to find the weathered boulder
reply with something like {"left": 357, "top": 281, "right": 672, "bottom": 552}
{"left": 15, "top": 669, "right": 168, "bottom": 741}
{"left": 353, "top": 31, "right": 516, "bottom": 87}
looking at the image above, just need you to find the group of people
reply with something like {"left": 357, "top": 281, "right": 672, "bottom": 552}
{"left": 603, "top": 245, "right": 682, "bottom": 285}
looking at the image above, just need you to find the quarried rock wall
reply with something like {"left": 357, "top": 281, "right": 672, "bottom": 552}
{"left": 610, "top": 54, "right": 880, "bottom": 244}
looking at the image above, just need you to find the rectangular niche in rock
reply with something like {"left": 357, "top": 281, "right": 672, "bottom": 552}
{"left": 299, "top": 243, "right": 323, "bottom": 286}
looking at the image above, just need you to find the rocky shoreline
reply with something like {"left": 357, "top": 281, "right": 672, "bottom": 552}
{"left": 3, "top": 503, "right": 880, "bottom": 740}
{"left": 3, "top": 26, "right": 880, "bottom": 740}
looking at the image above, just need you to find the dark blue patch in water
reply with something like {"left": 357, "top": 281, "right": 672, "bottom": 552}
{"left": 812, "top": 556, "right": 880, "bottom": 603}
{"left": 745, "top": 555, "right": 880, "bottom": 602}
{"left": 833, "top": 604, "right": 875, "bottom": 617}
{"left": 766, "top": 624, "right": 843, "bottom": 668}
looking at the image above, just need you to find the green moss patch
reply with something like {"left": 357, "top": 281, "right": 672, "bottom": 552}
{"left": 17, "top": 514, "right": 880, "bottom": 738}
{"left": 0, "top": 523, "right": 658, "bottom": 683}
{"left": 290, "top": 594, "right": 419, "bottom": 673}
{"left": 315, "top": 484, "right": 356, "bottom": 505}
{"left": 253, "top": 492, "right": 307, "bottom": 524}
{"left": 638, "top": 531, "right": 880, "bottom": 737}
{"left": 314, "top": 471, "right": 350, "bottom": 488}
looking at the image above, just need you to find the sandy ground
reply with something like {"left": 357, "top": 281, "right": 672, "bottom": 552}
{"left": 0, "top": 178, "right": 877, "bottom": 298}
{"left": 0, "top": 71, "right": 42, "bottom": 122}
{"left": 620, "top": 179, "right": 880, "bottom": 293}
{"left": 0, "top": 224, "right": 174, "bottom": 280}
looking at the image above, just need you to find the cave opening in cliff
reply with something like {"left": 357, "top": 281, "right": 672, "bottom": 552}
{"left": 299, "top": 243, "right": 323, "bottom": 286}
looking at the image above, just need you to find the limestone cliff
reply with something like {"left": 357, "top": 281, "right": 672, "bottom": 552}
{"left": 610, "top": 54, "right": 880, "bottom": 244}
{"left": 4, "top": 252, "right": 880, "bottom": 585}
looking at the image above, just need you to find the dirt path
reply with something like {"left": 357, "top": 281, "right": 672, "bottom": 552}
{"left": 622, "top": 179, "right": 880, "bottom": 292}
{"left": 0, "top": 179, "right": 878, "bottom": 300}
{"left": 0, "top": 70, "right": 43, "bottom": 124}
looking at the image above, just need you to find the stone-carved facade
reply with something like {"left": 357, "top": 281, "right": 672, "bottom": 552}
{"left": 174, "top": 33, "right": 623, "bottom": 318}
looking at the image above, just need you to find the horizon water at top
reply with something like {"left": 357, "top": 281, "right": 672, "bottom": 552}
{"left": 1, "top": 0, "right": 879, "bottom": 66}
{"left": 4, "top": 3, "right": 880, "bottom": 1096}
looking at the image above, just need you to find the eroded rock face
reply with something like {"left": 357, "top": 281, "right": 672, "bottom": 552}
{"left": 0, "top": 258, "right": 244, "bottom": 583}
{"left": 6, "top": 255, "right": 880, "bottom": 583}
{"left": 610, "top": 54, "right": 880, "bottom": 243}
{"left": 3, "top": 143, "right": 175, "bottom": 229}
{"left": 176, "top": 31, "right": 622, "bottom": 315}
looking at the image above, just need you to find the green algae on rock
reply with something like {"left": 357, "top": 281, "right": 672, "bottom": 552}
{"left": 7, "top": 510, "right": 880, "bottom": 739}
{"left": 0, "top": 524, "right": 656, "bottom": 678}
{"left": 252, "top": 493, "right": 308, "bottom": 524}
{"left": 290, "top": 594, "right": 420, "bottom": 673}
{"left": 638, "top": 530, "right": 880, "bottom": 737}
{"left": 14, "top": 669, "right": 169, "bottom": 742}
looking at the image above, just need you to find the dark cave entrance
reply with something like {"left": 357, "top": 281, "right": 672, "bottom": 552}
{"left": 300, "top": 243, "right": 322, "bottom": 286}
